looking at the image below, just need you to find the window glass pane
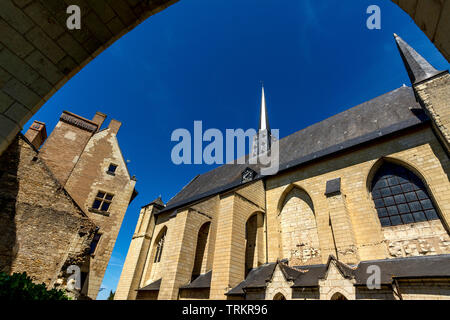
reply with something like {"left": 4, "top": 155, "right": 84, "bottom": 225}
{"left": 92, "top": 199, "right": 101, "bottom": 209}
{"left": 374, "top": 179, "right": 387, "bottom": 189}
{"left": 371, "top": 162, "right": 440, "bottom": 227}
{"left": 387, "top": 176, "right": 398, "bottom": 185}
{"left": 405, "top": 192, "right": 417, "bottom": 202}
{"left": 408, "top": 201, "right": 421, "bottom": 212}
{"left": 387, "top": 206, "right": 398, "bottom": 216}
{"left": 97, "top": 191, "right": 105, "bottom": 199}
{"left": 90, "top": 234, "right": 101, "bottom": 254}
{"left": 108, "top": 164, "right": 117, "bottom": 172}
{"left": 420, "top": 199, "right": 433, "bottom": 210}
{"left": 380, "top": 187, "right": 392, "bottom": 197}
{"left": 398, "top": 204, "right": 410, "bottom": 214}
{"left": 413, "top": 211, "right": 426, "bottom": 222}
{"left": 374, "top": 199, "right": 384, "bottom": 208}
{"left": 372, "top": 190, "right": 381, "bottom": 200}
{"left": 401, "top": 183, "right": 414, "bottom": 193}
{"left": 377, "top": 208, "right": 388, "bottom": 217}
{"left": 416, "top": 190, "right": 427, "bottom": 200}
{"left": 105, "top": 194, "right": 114, "bottom": 201}
{"left": 101, "top": 202, "right": 111, "bottom": 212}
{"left": 383, "top": 197, "right": 395, "bottom": 207}
{"left": 391, "top": 185, "right": 402, "bottom": 195}
{"left": 394, "top": 194, "right": 406, "bottom": 204}
{"left": 425, "top": 209, "right": 438, "bottom": 220}
{"left": 379, "top": 217, "right": 391, "bottom": 227}
{"left": 401, "top": 214, "right": 414, "bottom": 224}
{"left": 390, "top": 215, "right": 402, "bottom": 226}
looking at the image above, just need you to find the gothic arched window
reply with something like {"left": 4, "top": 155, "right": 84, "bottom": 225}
{"left": 371, "top": 162, "right": 439, "bottom": 227}
{"left": 154, "top": 229, "right": 166, "bottom": 263}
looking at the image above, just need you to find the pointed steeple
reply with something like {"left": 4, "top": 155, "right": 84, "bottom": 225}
{"left": 394, "top": 33, "right": 445, "bottom": 85}
{"left": 260, "top": 86, "right": 270, "bottom": 131}
{"left": 252, "top": 85, "right": 272, "bottom": 159}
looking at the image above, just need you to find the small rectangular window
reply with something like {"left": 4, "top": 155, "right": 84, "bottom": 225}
{"left": 92, "top": 191, "right": 114, "bottom": 213}
{"left": 107, "top": 164, "right": 117, "bottom": 175}
{"left": 90, "top": 233, "right": 102, "bottom": 255}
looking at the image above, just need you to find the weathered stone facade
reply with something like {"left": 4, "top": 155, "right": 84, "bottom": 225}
{"left": 0, "top": 135, "right": 96, "bottom": 291}
{"left": 116, "top": 39, "right": 450, "bottom": 301}
{"left": 37, "top": 110, "right": 137, "bottom": 298}
{"left": 0, "top": 110, "right": 136, "bottom": 299}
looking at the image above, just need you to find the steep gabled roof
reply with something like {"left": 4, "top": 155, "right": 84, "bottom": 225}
{"left": 394, "top": 34, "right": 447, "bottom": 85}
{"left": 159, "top": 86, "right": 427, "bottom": 214}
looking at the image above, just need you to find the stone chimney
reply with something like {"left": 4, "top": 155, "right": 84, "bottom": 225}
{"left": 24, "top": 120, "right": 47, "bottom": 150}
{"left": 92, "top": 112, "right": 107, "bottom": 131}
{"left": 108, "top": 119, "right": 122, "bottom": 134}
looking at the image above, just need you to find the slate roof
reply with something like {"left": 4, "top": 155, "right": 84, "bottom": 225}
{"left": 291, "top": 265, "right": 327, "bottom": 288}
{"left": 227, "top": 254, "right": 450, "bottom": 295}
{"left": 180, "top": 271, "right": 212, "bottom": 289}
{"left": 137, "top": 278, "right": 161, "bottom": 291}
{"left": 394, "top": 34, "right": 447, "bottom": 85}
{"left": 353, "top": 254, "right": 450, "bottom": 285}
{"left": 158, "top": 86, "right": 427, "bottom": 214}
{"left": 179, "top": 271, "right": 212, "bottom": 290}
{"left": 226, "top": 263, "right": 277, "bottom": 296}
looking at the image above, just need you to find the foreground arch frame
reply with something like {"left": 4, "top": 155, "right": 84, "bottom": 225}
{"left": 0, "top": 0, "right": 179, "bottom": 154}
{"left": 0, "top": 0, "right": 447, "bottom": 155}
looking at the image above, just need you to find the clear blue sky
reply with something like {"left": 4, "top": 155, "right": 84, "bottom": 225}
{"left": 23, "top": 0, "right": 449, "bottom": 299}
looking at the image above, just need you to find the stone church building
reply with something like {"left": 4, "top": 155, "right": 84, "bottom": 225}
{"left": 0, "top": 110, "right": 136, "bottom": 299}
{"left": 116, "top": 34, "right": 450, "bottom": 300}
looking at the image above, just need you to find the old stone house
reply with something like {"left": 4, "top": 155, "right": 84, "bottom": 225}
{"left": 116, "top": 34, "right": 450, "bottom": 300}
{"left": 0, "top": 110, "right": 137, "bottom": 299}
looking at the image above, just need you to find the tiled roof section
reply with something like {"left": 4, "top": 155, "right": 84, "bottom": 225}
{"left": 227, "top": 254, "right": 450, "bottom": 294}
{"left": 179, "top": 271, "right": 212, "bottom": 289}
{"left": 278, "top": 263, "right": 305, "bottom": 282}
{"left": 137, "top": 278, "right": 161, "bottom": 291}
{"left": 160, "top": 86, "right": 427, "bottom": 214}
{"left": 226, "top": 263, "right": 277, "bottom": 296}
{"left": 291, "top": 265, "right": 327, "bottom": 288}
{"left": 354, "top": 254, "right": 450, "bottom": 285}
{"left": 142, "top": 196, "right": 165, "bottom": 209}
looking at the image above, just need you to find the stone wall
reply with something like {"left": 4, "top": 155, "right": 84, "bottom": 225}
{"left": 383, "top": 220, "right": 450, "bottom": 258}
{"left": 114, "top": 203, "right": 159, "bottom": 300}
{"left": 415, "top": 73, "right": 450, "bottom": 154}
{"left": 63, "top": 125, "right": 136, "bottom": 298}
{"left": 265, "top": 265, "right": 294, "bottom": 300}
{"left": 0, "top": 136, "right": 95, "bottom": 287}
{"left": 278, "top": 187, "right": 321, "bottom": 266}
{"left": 398, "top": 279, "right": 450, "bottom": 300}
{"left": 266, "top": 125, "right": 450, "bottom": 265}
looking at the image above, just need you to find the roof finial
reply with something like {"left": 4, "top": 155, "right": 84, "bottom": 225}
{"left": 394, "top": 33, "right": 445, "bottom": 85}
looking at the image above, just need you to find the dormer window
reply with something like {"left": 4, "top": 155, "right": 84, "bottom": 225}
{"left": 107, "top": 164, "right": 117, "bottom": 176}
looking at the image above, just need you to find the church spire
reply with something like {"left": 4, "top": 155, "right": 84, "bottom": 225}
{"left": 260, "top": 86, "right": 270, "bottom": 131}
{"left": 251, "top": 85, "right": 272, "bottom": 159}
{"left": 394, "top": 33, "right": 444, "bottom": 85}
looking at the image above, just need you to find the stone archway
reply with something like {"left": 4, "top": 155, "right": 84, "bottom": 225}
{"left": 0, "top": 0, "right": 179, "bottom": 154}
{"left": 273, "top": 292, "right": 286, "bottom": 300}
{"left": 330, "top": 292, "right": 347, "bottom": 300}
